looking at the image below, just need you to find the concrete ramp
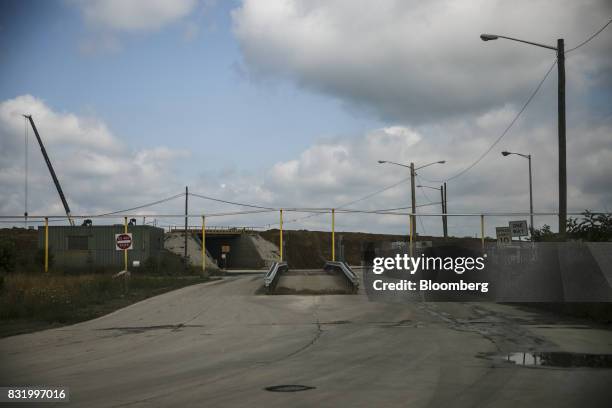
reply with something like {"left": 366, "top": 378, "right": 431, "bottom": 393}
{"left": 264, "top": 261, "right": 359, "bottom": 294}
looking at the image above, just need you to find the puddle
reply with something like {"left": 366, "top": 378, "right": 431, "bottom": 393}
{"left": 501, "top": 352, "right": 612, "bottom": 368}
{"left": 265, "top": 385, "right": 315, "bottom": 392}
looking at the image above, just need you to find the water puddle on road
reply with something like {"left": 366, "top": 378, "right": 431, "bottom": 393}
{"left": 500, "top": 352, "right": 612, "bottom": 368}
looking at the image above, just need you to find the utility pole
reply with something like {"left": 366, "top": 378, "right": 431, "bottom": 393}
{"left": 379, "top": 160, "right": 445, "bottom": 246}
{"left": 443, "top": 182, "right": 448, "bottom": 238}
{"left": 557, "top": 39, "right": 566, "bottom": 237}
{"left": 440, "top": 185, "right": 446, "bottom": 238}
{"left": 480, "top": 34, "right": 566, "bottom": 237}
{"left": 184, "top": 186, "right": 188, "bottom": 267}
{"left": 410, "top": 162, "right": 416, "bottom": 242}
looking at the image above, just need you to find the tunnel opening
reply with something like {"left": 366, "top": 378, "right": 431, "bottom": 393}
{"left": 195, "top": 232, "right": 267, "bottom": 269}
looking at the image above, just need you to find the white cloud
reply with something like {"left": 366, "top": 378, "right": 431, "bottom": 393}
{"left": 73, "top": 0, "right": 198, "bottom": 32}
{"left": 0, "top": 95, "right": 189, "bottom": 216}
{"left": 232, "top": 0, "right": 612, "bottom": 122}
{"left": 254, "top": 110, "right": 612, "bottom": 234}
{"left": 1, "top": 95, "right": 610, "bottom": 236}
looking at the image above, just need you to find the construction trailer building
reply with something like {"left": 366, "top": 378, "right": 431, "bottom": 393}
{"left": 38, "top": 225, "right": 164, "bottom": 272}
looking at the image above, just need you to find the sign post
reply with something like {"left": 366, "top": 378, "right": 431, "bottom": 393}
{"left": 496, "top": 227, "right": 512, "bottom": 246}
{"left": 509, "top": 220, "right": 529, "bottom": 239}
{"left": 115, "top": 230, "right": 133, "bottom": 271}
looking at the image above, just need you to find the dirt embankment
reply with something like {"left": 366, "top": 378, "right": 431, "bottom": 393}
{"left": 259, "top": 229, "right": 490, "bottom": 269}
{"left": 259, "top": 229, "right": 402, "bottom": 268}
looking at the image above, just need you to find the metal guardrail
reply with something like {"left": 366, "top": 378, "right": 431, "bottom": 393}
{"left": 169, "top": 226, "right": 257, "bottom": 233}
{"left": 324, "top": 261, "right": 360, "bottom": 288}
{"left": 265, "top": 261, "right": 358, "bottom": 292}
{"left": 264, "top": 261, "right": 288, "bottom": 290}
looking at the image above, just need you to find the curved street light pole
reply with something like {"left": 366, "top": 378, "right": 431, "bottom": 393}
{"left": 481, "top": 33, "right": 566, "bottom": 237}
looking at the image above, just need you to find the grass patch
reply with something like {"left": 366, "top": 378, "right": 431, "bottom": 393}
{"left": 0, "top": 273, "right": 210, "bottom": 337}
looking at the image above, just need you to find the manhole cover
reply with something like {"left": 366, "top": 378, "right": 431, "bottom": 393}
{"left": 265, "top": 385, "right": 315, "bottom": 392}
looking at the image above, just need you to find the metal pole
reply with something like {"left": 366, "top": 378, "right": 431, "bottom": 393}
{"left": 124, "top": 216, "right": 128, "bottom": 271}
{"left": 480, "top": 214, "right": 485, "bottom": 253}
{"left": 409, "top": 215, "right": 413, "bottom": 257}
{"left": 557, "top": 39, "right": 567, "bottom": 237}
{"left": 440, "top": 186, "right": 445, "bottom": 237}
{"left": 528, "top": 155, "right": 534, "bottom": 236}
{"left": 44, "top": 217, "right": 49, "bottom": 272}
{"left": 279, "top": 209, "right": 283, "bottom": 262}
{"left": 332, "top": 208, "right": 335, "bottom": 262}
{"left": 184, "top": 186, "right": 188, "bottom": 265}
{"left": 202, "top": 215, "right": 206, "bottom": 275}
{"left": 444, "top": 182, "right": 448, "bottom": 238}
{"left": 410, "top": 162, "right": 416, "bottom": 245}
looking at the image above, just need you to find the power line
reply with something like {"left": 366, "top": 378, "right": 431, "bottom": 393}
{"left": 419, "top": 19, "right": 611, "bottom": 185}
{"left": 416, "top": 175, "right": 434, "bottom": 203}
{"left": 97, "top": 192, "right": 185, "bottom": 216}
{"left": 420, "top": 58, "right": 557, "bottom": 183}
{"left": 189, "top": 192, "right": 275, "bottom": 210}
{"left": 270, "top": 176, "right": 412, "bottom": 227}
{"left": 566, "top": 18, "right": 612, "bottom": 53}
{"left": 338, "top": 176, "right": 411, "bottom": 209}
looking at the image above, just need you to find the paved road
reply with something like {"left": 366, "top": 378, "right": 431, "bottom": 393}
{"left": 2, "top": 275, "right": 612, "bottom": 407}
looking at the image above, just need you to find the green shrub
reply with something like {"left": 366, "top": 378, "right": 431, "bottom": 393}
{"left": 533, "top": 211, "right": 612, "bottom": 242}
{"left": 0, "top": 237, "right": 16, "bottom": 273}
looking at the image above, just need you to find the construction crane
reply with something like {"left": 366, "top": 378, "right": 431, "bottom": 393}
{"left": 23, "top": 115, "right": 75, "bottom": 226}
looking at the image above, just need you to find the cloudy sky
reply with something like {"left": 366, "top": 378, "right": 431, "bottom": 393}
{"left": 1, "top": 0, "right": 611, "bottom": 236}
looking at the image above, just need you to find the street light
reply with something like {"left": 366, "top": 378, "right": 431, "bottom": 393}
{"left": 501, "top": 151, "right": 534, "bottom": 236}
{"left": 378, "top": 160, "right": 446, "bottom": 244}
{"left": 481, "top": 33, "right": 566, "bottom": 237}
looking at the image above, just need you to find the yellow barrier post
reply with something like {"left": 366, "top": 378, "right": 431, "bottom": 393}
{"left": 332, "top": 208, "right": 335, "bottom": 262}
{"left": 44, "top": 217, "right": 49, "bottom": 273}
{"left": 124, "top": 216, "right": 128, "bottom": 271}
{"left": 201, "top": 215, "right": 206, "bottom": 275}
{"left": 480, "top": 214, "right": 485, "bottom": 253}
{"left": 279, "top": 209, "right": 283, "bottom": 262}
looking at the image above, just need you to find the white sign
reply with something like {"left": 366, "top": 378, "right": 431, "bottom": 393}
{"left": 496, "top": 227, "right": 512, "bottom": 246}
{"left": 509, "top": 220, "right": 528, "bottom": 237}
{"left": 115, "top": 233, "right": 133, "bottom": 250}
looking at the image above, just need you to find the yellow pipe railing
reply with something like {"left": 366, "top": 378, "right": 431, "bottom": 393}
{"left": 279, "top": 209, "right": 283, "bottom": 262}
{"left": 332, "top": 208, "right": 335, "bottom": 262}
{"left": 124, "top": 216, "right": 128, "bottom": 271}
{"left": 202, "top": 215, "right": 206, "bottom": 275}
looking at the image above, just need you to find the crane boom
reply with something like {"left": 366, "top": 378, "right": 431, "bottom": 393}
{"left": 24, "top": 115, "right": 75, "bottom": 226}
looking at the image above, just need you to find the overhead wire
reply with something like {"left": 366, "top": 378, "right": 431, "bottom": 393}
{"left": 420, "top": 58, "right": 557, "bottom": 184}
{"left": 96, "top": 192, "right": 185, "bottom": 216}
{"left": 420, "top": 18, "right": 612, "bottom": 184}
{"left": 566, "top": 18, "right": 612, "bottom": 53}
{"left": 189, "top": 192, "right": 275, "bottom": 210}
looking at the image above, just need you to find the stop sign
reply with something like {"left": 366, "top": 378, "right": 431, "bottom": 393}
{"left": 115, "top": 233, "right": 133, "bottom": 250}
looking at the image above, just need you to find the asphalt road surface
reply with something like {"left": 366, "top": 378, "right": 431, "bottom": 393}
{"left": 2, "top": 275, "right": 612, "bottom": 407}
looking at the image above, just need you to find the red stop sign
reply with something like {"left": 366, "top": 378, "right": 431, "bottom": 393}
{"left": 116, "top": 233, "right": 132, "bottom": 250}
